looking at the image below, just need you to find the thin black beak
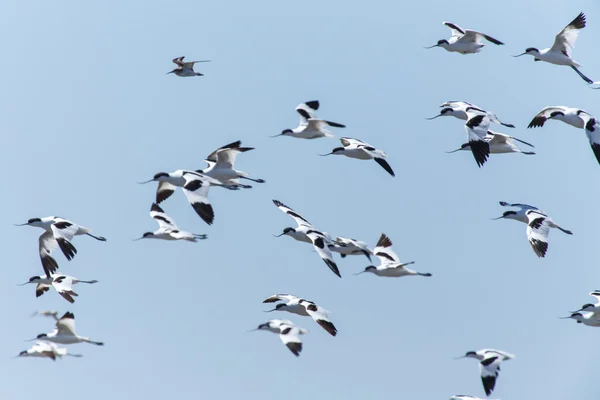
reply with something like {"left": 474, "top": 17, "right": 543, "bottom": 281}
{"left": 353, "top": 271, "right": 367, "bottom": 276}
{"left": 263, "top": 308, "right": 277, "bottom": 313}
{"left": 17, "top": 282, "right": 30, "bottom": 286}
{"left": 273, "top": 233, "right": 285, "bottom": 237}
{"left": 425, "top": 114, "right": 442, "bottom": 120}
{"left": 319, "top": 152, "right": 334, "bottom": 156}
{"left": 13, "top": 223, "right": 29, "bottom": 226}
{"left": 453, "top": 356, "right": 466, "bottom": 360}
{"left": 424, "top": 44, "right": 439, "bottom": 49}
{"left": 269, "top": 133, "right": 284, "bottom": 138}
{"left": 513, "top": 53, "right": 527, "bottom": 57}
{"left": 132, "top": 237, "right": 145, "bottom": 241}
{"left": 490, "top": 216, "right": 505, "bottom": 220}
{"left": 445, "top": 148, "right": 463, "bottom": 154}
{"left": 136, "top": 179, "right": 155, "bottom": 184}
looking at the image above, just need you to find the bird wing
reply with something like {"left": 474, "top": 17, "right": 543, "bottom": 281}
{"left": 278, "top": 324, "right": 305, "bottom": 356}
{"left": 499, "top": 201, "right": 537, "bottom": 211}
{"left": 49, "top": 220, "right": 78, "bottom": 261}
{"left": 272, "top": 199, "right": 312, "bottom": 227}
{"left": 373, "top": 233, "right": 400, "bottom": 264}
{"left": 482, "top": 349, "right": 516, "bottom": 360}
{"left": 589, "top": 290, "right": 600, "bottom": 302}
{"left": 302, "top": 301, "right": 337, "bottom": 336}
{"left": 172, "top": 56, "right": 185, "bottom": 66}
{"left": 296, "top": 101, "right": 319, "bottom": 125}
{"left": 340, "top": 137, "right": 369, "bottom": 148}
{"left": 263, "top": 294, "right": 298, "bottom": 303}
{"left": 213, "top": 147, "right": 251, "bottom": 169}
{"left": 55, "top": 312, "right": 77, "bottom": 336}
{"left": 306, "top": 230, "right": 341, "bottom": 278}
{"left": 205, "top": 140, "right": 242, "bottom": 163}
{"left": 38, "top": 231, "right": 60, "bottom": 277}
{"left": 527, "top": 106, "right": 568, "bottom": 128}
{"left": 182, "top": 174, "right": 215, "bottom": 225}
{"left": 460, "top": 30, "right": 504, "bottom": 45}
{"left": 487, "top": 132, "right": 511, "bottom": 145}
{"left": 443, "top": 21, "right": 465, "bottom": 37}
{"left": 479, "top": 355, "right": 501, "bottom": 396}
{"left": 35, "top": 282, "right": 51, "bottom": 298}
{"left": 156, "top": 181, "right": 177, "bottom": 204}
{"left": 52, "top": 276, "right": 77, "bottom": 303}
{"left": 551, "top": 12, "right": 586, "bottom": 56}
{"left": 149, "top": 203, "right": 178, "bottom": 230}
{"left": 526, "top": 210, "right": 551, "bottom": 258}
{"left": 465, "top": 114, "right": 491, "bottom": 167}
{"left": 584, "top": 118, "right": 600, "bottom": 165}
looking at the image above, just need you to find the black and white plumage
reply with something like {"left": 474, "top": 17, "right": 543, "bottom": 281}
{"left": 167, "top": 56, "right": 210, "bottom": 77}
{"left": 425, "top": 22, "right": 504, "bottom": 54}
{"left": 17, "top": 341, "right": 82, "bottom": 361}
{"left": 329, "top": 237, "right": 373, "bottom": 261}
{"left": 458, "top": 349, "right": 515, "bottom": 397}
{"left": 135, "top": 203, "right": 208, "bottom": 242}
{"left": 450, "top": 396, "right": 497, "bottom": 400}
{"left": 320, "top": 137, "right": 395, "bottom": 177}
{"left": 263, "top": 294, "right": 338, "bottom": 336}
{"left": 526, "top": 210, "right": 552, "bottom": 258}
{"left": 15, "top": 217, "right": 107, "bottom": 278}
{"left": 32, "top": 311, "right": 104, "bottom": 346}
{"left": 253, "top": 319, "right": 308, "bottom": 357}
{"left": 274, "top": 101, "right": 345, "bottom": 139}
{"left": 355, "top": 233, "right": 431, "bottom": 278}
{"left": 427, "top": 101, "right": 515, "bottom": 128}
{"left": 198, "top": 140, "right": 265, "bottom": 185}
{"left": 585, "top": 118, "right": 600, "bottom": 165}
{"left": 572, "top": 290, "right": 600, "bottom": 314}
{"left": 527, "top": 106, "right": 592, "bottom": 129}
{"left": 446, "top": 131, "right": 535, "bottom": 156}
{"left": 138, "top": 170, "right": 240, "bottom": 226}
{"left": 464, "top": 114, "right": 491, "bottom": 167}
{"left": 20, "top": 274, "right": 98, "bottom": 304}
{"left": 272, "top": 200, "right": 341, "bottom": 278}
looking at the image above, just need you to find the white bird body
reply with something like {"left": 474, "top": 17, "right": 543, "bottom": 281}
{"left": 254, "top": 319, "right": 309, "bottom": 356}
{"left": 459, "top": 349, "right": 515, "bottom": 396}
{"left": 450, "top": 396, "right": 498, "bottom": 400}
{"left": 321, "top": 137, "right": 395, "bottom": 177}
{"left": 263, "top": 294, "right": 338, "bottom": 336}
{"left": 198, "top": 140, "right": 264, "bottom": 185}
{"left": 136, "top": 203, "right": 207, "bottom": 242}
{"left": 21, "top": 274, "right": 98, "bottom": 303}
{"left": 33, "top": 312, "right": 104, "bottom": 346}
{"left": 329, "top": 237, "right": 373, "bottom": 260}
{"left": 426, "top": 22, "right": 504, "bottom": 54}
{"left": 355, "top": 233, "right": 431, "bottom": 278}
{"left": 428, "top": 101, "right": 515, "bottom": 128}
{"left": 514, "top": 13, "right": 593, "bottom": 83}
{"left": 18, "top": 341, "right": 82, "bottom": 361}
{"left": 276, "top": 101, "right": 345, "bottom": 139}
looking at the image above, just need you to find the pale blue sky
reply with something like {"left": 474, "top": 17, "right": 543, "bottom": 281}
{"left": 3, "top": 0, "right": 600, "bottom": 399}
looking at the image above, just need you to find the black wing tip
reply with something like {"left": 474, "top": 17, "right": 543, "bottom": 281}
{"left": 150, "top": 203, "right": 164, "bottom": 213}
{"left": 325, "top": 259, "right": 342, "bottom": 278}
{"left": 192, "top": 202, "right": 215, "bottom": 225}
{"left": 502, "top": 122, "right": 516, "bottom": 128}
{"left": 571, "top": 12, "right": 586, "bottom": 30}
{"left": 531, "top": 239, "right": 548, "bottom": 258}
{"left": 591, "top": 143, "right": 600, "bottom": 165}
{"left": 156, "top": 189, "right": 175, "bottom": 204}
{"left": 61, "top": 311, "right": 75, "bottom": 320}
{"left": 57, "top": 238, "right": 77, "bottom": 261}
{"left": 376, "top": 233, "right": 392, "bottom": 248}
{"left": 374, "top": 158, "right": 395, "bottom": 177}
{"left": 527, "top": 117, "right": 545, "bottom": 129}
{"left": 304, "top": 100, "right": 319, "bottom": 110}
{"left": 272, "top": 199, "right": 284, "bottom": 207}
{"left": 325, "top": 121, "right": 346, "bottom": 128}
{"left": 318, "top": 320, "right": 338, "bottom": 336}
{"left": 286, "top": 342, "right": 302, "bottom": 356}
{"left": 469, "top": 140, "right": 490, "bottom": 167}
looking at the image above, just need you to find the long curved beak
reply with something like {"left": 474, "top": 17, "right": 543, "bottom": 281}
{"left": 166, "top": 71, "right": 174, "bottom": 75}
{"left": 319, "top": 152, "right": 333, "bottom": 156}
{"left": 132, "top": 237, "right": 145, "bottom": 241}
{"left": 424, "top": 44, "right": 439, "bottom": 49}
{"left": 25, "top": 338, "right": 37, "bottom": 342}
{"left": 273, "top": 233, "right": 285, "bottom": 238}
{"left": 445, "top": 148, "right": 463, "bottom": 154}
{"left": 453, "top": 356, "right": 466, "bottom": 360}
{"left": 263, "top": 308, "right": 277, "bottom": 313}
{"left": 353, "top": 271, "right": 367, "bottom": 276}
{"left": 246, "top": 328, "right": 259, "bottom": 332}
{"left": 559, "top": 316, "right": 573, "bottom": 319}
{"left": 136, "top": 179, "right": 155, "bottom": 184}
{"left": 269, "top": 133, "right": 284, "bottom": 138}
{"left": 570, "top": 309, "right": 583, "bottom": 313}
{"left": 17, "top": 282, "right": 30, "bottom": 286}
{"left": 425, "top": 114, "right": 442, "bottom": 120}
{"left": 490, "top": 216, "right": 505, "bottom": 220}
{"left": 513, "top": 53, "right": 527, "bottom": 57}
{"left": 13, "top": 223, "right": 29, "bottom": 226}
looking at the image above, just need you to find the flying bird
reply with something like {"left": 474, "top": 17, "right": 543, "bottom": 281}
{"left": 457, "top": 349, "right": 515, "bottom": 397}
{"left": 16, "top": 341, "right": 82, "bottom": 361}
{"left": 167, "top": 56, "right": 210, "bottom": 77}
{"left": 138, "top": 170, "right": 240, "bottom": 225}
{"left": 427, "top": 101, "right": 515, "bottom": 128}
{"left": 447, "top": 131, "right": 535, "bottom": 157}
{"left": 513, "top": 12, "right": 594, "bottom": 84}
{"left": 425, "top": 21, "right": 504, "bottom": 54}
{"left": 15, "top": 217, "right": 106, "bottom": 278}
{"left": 329, "top": 237, "right": 373, "bottom": 261}
{"left": 263, "top": 294, "right": 338, "bottom": 336}
{"left": 252, "top": 319, "right": 308, "bottom": 357}
{"left": 31, "top": 311, "right": 104, "bottom": 346}
{"left": 197, "top": 140, "right": 265, "bottom": 185}
{"left": 320, "top": 137, "right": 395, "bottom": 177}
{"left": 572, "top": 290, "right": 600, "bottom": 314}
{"left": 134, "top": 203, "right": 208, "bottom": 242}
{"left": 19, "top": 274, "right": 98, "bottom": 304}
{"left": 561, "top": 312, "right": 600, "bottom": 327}
{"left": 274, "top": 100, "right": 345, "bottom": 139}
{"left": 355, "top": 233, "right": 431, "bottom": 278}
{"left": 462, "top": 113, "right": 492, "bottom": 167}
{"left": 527, "top": 106, "right": 592, "bottom": 129}
{"left": 272, "top": 200, "right": 341, "bottom": 278}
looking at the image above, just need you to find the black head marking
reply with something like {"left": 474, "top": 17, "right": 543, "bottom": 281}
{"left": 275, "top": 303, "right": 286, "bottom": 310}
{"left": 437, "top": 39, "right": 449, "bottom": 45}
{"left": 27, "top": 218, "right": 41, "bottom": 224}
{"left": 502, "top": 211, "right": 517, "bottom": 217}
{"left": 282, "top": 227, "right": 295, "bottom": 234}
{"left": 525, "top": 47, "right": 539, "bottom": 53}
{"left": 550, "top": 111, "right": 565, "bottom": 118}
{"left": 365, "top": 266, "right": 376, "bottom": 271}
{"left": 281, "top": 129, "right": 293, "bottom": 135}
{"left": 331, "top": 147, "right": 344, "bottom": 153}
{"left": 142, "top": 232, "right": 154, "bottom": 238}
{"left": 29, "top": 276, "right": 40, "bottom": 282}
{"left": 36, "top": 333, "right": 47, "bottom": 339}
{"left": 153, "top": 172, "right": 169, "bottom": 180}
{"left": 465, "top": 351, "right": 476, "bottom": 357}
{"left": 440, "top": 107, "right": 453, "bottom": 115}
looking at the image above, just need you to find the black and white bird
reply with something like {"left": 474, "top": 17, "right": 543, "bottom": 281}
{"left": 457, "top": 349, "right": 515, "bottom": 397}
{"left": 274, "top": 100, "right": 345, "bottom": 139}
{"left": 135, "top": 203, "right": 208, "bottom": 242}
{"left": 17, "top": 341, "right": 82, "bottom": 361}
{"left": 263, "top": 294, "right": 338, "bottom": 336}
{"left": 272, "top": 200, "right": 341, "bottom": 278}
{"left": 167, "top": 56, "right": 210, "bottom": 77}
{"left": 527, "top": 106, "right": 592, "bottom": 129}
{"left": 320, "top": 137, "right": 395, "bottom": 177}
{"left": 138, "top": 170, "right": 240, "bottom": 225}
{"left": 585, "top": 117, "right": 600, "bottom": 165}
{"left": 462, "top": 113, "right": 492, "bottom": 167}
{"left": 561, "top": 312, "right": 600, "bottom": 327}
{"left": 31, "top": 312, "right": 104, "bottom": 346}
{"left": 446, "top": 131, "right": 535, "bottom": 156}
{"left": 427, "top": 101, "right": 515, "bottom": 128}
{"left": 197, "top": 140, "right": 265, "bottom": 185}
{"left": 354, "top": 233, "right": 431, "bottom": 278}
{"left": 425, "top": 22, "right": 504, "bottom": 54}
{"left": 329, "top": 237, "right": 373, "bottom": 261}
{"left": 493, "top": 203, "right": 572, "bottom": 258}
{"left": 252, "top": 319, "right": 308, "bottom": 357}
{"left": 514, "top": 12, "right": 594, "bottom": 84}
{"left": 573, "top": 290, "right": 600, "bottom": 314}
{"left": 15, "top": 217, "right": 106, "bottom": 278}
{"left": 19, "top": 274, "right": 98, "bottom": 304}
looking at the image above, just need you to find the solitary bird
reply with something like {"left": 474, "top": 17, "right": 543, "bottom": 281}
{"left": 16, "top": 341, "right": 82, "bottom": 361}
{"left": 272, "top": 200, "right": 341, "bottom": 278}
{"left": 19, "top": 274, "right": 98, "bottom": 304}
{"left": 427, "top": 101, "right": 515, "bottom": 128}
{"left": 263, "top": 294, "right": 338, "bottom": 336}
{"left": 320, "top": 137, "right": 395, "bottom": 177}
{"left": 197, "top": 140, "right": 264, "bottom": 185}
{"left": 30, "top": 311, "right": 104, "bottom": 346}
{"left": 251, "top": 319, "right": 308, "bottom": 357}
{"left": 514, "top": 12, "right": 594, "bottom": 84}
{"left": 355, "top": 233, "right": 431, "bottom": 278}
{"left": 167, "top": 56, "right": 210, "bottom": 77}
{"left": 457, "top": 349, "right": 515, "bottom": 397}
{"left": 274, "top": 100, "right": 345, "bottom": 139}
{"left": 135, "top": 203, "right": 207, "bottom": 242}
{"left": 425, "top": 21, "right": 504, "bottom": 54}
{"left": 15, "top": 217, "right": 106, "bottom": 278}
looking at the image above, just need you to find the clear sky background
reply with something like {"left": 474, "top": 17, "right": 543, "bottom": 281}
{"left": 2, "top": 0, "right": 600, "bottom": 399}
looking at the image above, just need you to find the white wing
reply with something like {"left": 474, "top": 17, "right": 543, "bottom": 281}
{"left": 182, "top": 174, "right": 215, "bottom": 225}
{"left": 205, "top": 140, "right": 242, "bottom": 163}
{"left": 55, "top": 312, "right": 77, "bottom": 336}
{"left": 38, "top": 231, "right": 60, "bottom": 277}
{"left": 443, "top": 21, "right": 466, "bottom": 38}
{"left": 440, "top": 100, "right": 474, "bottom": 108}
{"left": 278, "top": 324, "right": 305, "bottom": 356}
{"left": 479, "top": 354, "right": 502, "bottom": 396}
{"left": 306, "top": 230, "right": 341, "bottom": 278}
{"left": 526, "top": 210, "right": 550, "bottom": 258}
{"left": 373, "top": 233, "right": 400, "bottom": 264}
{"left": 302, "top": 301, "right": 337, "bottom": 336}
{"left": 465, "top": 114, "right": 491, "bottom": 167}
{"left": 340, "top": 137, "right": 370, "bottom": 148}
{"left": 296, "top": 101, "right": 319, "bottom": 125}
{"left": 272, "top": 199, "right": 312, "bottom": 227}
{"left": 50, "top": 219, "right": 79, "bottom": 260}
{"left": 459, "top": 30, "right": 503, "bottom": 45}
{"left": 551, "top": 12, "right": 586, "bottom": 56}
{"left": 156, "top": 181, "right": 177, "bottom": 204}
{"left": 52, "top": 275, "right": 77, "bottom": 303}
{"left": 263, "top": 294, "right": 299, "bottom": 304}
{"left": 149, "top": 203, "right": 178, "bottom": 230}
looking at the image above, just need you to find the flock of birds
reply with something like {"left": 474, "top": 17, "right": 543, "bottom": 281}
{"left": 12, "top": 9, "right": 600, "bottom": 400}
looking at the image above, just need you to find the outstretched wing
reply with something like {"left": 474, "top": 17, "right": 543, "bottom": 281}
{"left": 150, "top": 203, "right": 178, "bottom": 230}
{"left": 306, "top": 230, "right": 341, "bottom": 278}
{"left": 443, "top": 22, "right": 465, "bottom": 37}
{"left": 526, "top": 210, "right": 550, "bottom": 258}
{"left": 296, "top": 101, "right": 319, "bottom": 125}
{"left": 302, "top": 301, "right": 337, "bottom": 337}
{"left": 263, "top": 294, "right": 298, "bottom": 303}
{"left": 272, "top": 199, "right": 312, "bottom": 227}
{"left": 373, "top": 233, "right": 400, "bottom": 264}
{"left": 551, "top": 12, "right": 586, "bottom": 56}
{"left": 460, "top": 30, "right": 503, "bottom": 45}
{"left": 182, "top": 174, "right": 215, "bottom": 225}
{"left": 278, "top": 324, "right": 305, "bottom": 357}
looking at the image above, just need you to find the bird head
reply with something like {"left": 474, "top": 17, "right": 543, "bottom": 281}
{"left": 424, "top": 39, "right": 449, "bottom": 49}
{"left": 271, "top": 129, "right": 293, "bottom": 138}
{"left": 274, "top": 227, "right": 295, "bottom": 237}
{"left": 354, "top": 265, "right": 376, "bottom": 275}
{"left": 513, "top": 47, "right": 539, "bottom": 57}
{"left": 14, "top": 217, "right": 42, "bottom": 227}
